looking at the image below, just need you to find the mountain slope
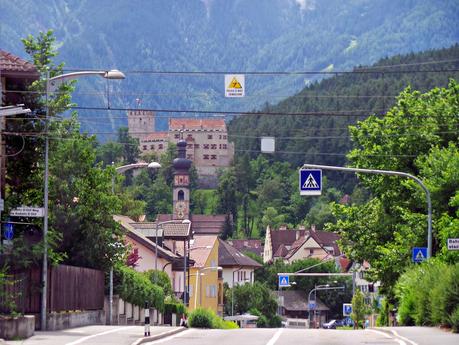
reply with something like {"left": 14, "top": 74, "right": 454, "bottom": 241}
{"left": 228, "top": 44, "right": 459, "bottom": 191}
{"left": 1, "top": 0, "right": 458, "bottom": 138}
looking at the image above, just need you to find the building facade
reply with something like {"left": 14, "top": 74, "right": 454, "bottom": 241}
{"left": 127, "top": 111, "right": 234, "bottom": 187}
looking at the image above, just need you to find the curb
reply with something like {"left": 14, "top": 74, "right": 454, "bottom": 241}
{"left": 131, "top": 327, "right": 187, "bottom": 345}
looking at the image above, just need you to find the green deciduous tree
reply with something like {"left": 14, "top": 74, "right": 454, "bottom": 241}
{"left": 328, "top": 81, "right": 459, "bottom": 296}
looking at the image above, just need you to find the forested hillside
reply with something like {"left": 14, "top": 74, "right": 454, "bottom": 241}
{"left": 228, "top": 44, "right": 459, "bottom": 191}
{"left": 1, "top": 0, "right": 458, "bottom": 137}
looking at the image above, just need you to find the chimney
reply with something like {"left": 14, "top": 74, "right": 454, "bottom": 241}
{"left": 279, "top": 224, "right": 287, "bottom": 231}
{"left": 298, "top": 225, "right": 306, "bottom": 230}
{"left": 295, "top": 231, "right": 300, "bottom": 240}
{"left": 311, "top": 224, "right": 316, "bottom": 232}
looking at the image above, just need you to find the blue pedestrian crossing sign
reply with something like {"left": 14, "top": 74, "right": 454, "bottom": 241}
{"left": 278, "top": 275, "right": 289, "bottom": 288}
{"left": 299, "top": 169, "right": 322, "bottom": 196}
{"left": 412, "top": 247, "right": 427, "bottom": 263}
{"left": 343, "top": 303, "right": 352, "bottom": 316}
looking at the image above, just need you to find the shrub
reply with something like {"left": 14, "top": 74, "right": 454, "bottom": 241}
{"left": 396, "top": 260, "right": 459, "bottom": 329}
{"left": 256, "top": 315, "right": 268, "bottom": 328}
{"left": 188, "top": 307, "right": 238, "bottom": 329}
{"left": 449, "top": 307, "right": 459, "bottom": 333}
{"left": 164, "top": 296, "right": 186, "bottom": 315}
{"left": 144, "top": 270, "right": 173, "bottom": 297}
{"left": 188, "top": 308, "right": 214, "bottom": 328}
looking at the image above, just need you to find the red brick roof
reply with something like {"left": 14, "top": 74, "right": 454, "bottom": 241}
{"left": 270, "top": 228, "right": 341, "bottom": 258}
{"left": 169, "top": 118, "right": 226, "bottom": 131}
{"left": 0, "top": 50, "right": 38, "bottom": 74}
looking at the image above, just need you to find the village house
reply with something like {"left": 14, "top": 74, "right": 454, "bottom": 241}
{"left": 218, "top": 239, "right": 262, "bottom": 288}
{"left": 263, "top": 225, "right": 341, "bottom": 264}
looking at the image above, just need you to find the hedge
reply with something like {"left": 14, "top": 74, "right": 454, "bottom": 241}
{"left": 395, "top": 260, "right": 459, "bottom": 331}
{"left": 113, "top": 265, "right": 164, "bottom": 311}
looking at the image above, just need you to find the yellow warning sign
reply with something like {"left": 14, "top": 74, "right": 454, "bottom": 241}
{"left": 225, "top": 74, "right": 245, "bottom": 97}
{"left": 228, "top": 77, "right": 242, "bottom": 89}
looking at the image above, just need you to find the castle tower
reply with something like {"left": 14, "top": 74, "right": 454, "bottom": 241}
{"left": 172, "top": 140, "right": 192, "bottom": 220}
{"left": 127, "top": 110, "right": 155, "bottom": 140}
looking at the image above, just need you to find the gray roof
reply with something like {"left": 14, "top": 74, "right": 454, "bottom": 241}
{"left": 218, "top": 239, "right": 262, "bottom": 268}
{"left": 279, "top": 290, "right": 329, "bottom": 312}
{"left": 129, "top": 220, "right": 191, "bottom": 239}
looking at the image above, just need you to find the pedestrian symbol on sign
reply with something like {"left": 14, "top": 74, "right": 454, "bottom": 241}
{"left": 278, "top": 275, "right": 289, "bottom": 288}
{"left": 412, "top": 247, "right": 427, "bottom": 263}
{"left": 303, "top": 174, "right": 319, "bottom": 189}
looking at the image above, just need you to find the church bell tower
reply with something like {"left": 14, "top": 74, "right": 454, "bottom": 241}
{"left": 172, "top": 140, "right": 191, "bottom": 220}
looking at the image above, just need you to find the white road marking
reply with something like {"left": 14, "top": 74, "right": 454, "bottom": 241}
{"left": 141, "top": 329, "right": 188, "bottom": 345}
{"left": 65, "top": 326, "right": 133, "bottom": 345}
{"left": 367, "top": 329, "right": 406, "bottom": 345}
{"left": 265, "top": 328, "right": 283, "bottom": 345}
{"left": 390, "top": 329, "right": 419, "bottom": 345}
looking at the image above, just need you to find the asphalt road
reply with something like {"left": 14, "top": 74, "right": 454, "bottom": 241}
{"left": 3, "top": 325, "right": 181, "bottom": 345}
{"left": 144, "top": 327, "right": 459, "bottom": 345}
{"left": 3, "top": 326, "right": 458, "bottom": 345}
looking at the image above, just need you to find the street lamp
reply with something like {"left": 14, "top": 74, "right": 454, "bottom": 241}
{"left": 308, "top": 284, "right": 344, "bottom": 328}
{"left": 109, "top": 161, "right": 161, "bottom": 325}
{"left": 41, "top": 69, "right": 125, "bottom": 331}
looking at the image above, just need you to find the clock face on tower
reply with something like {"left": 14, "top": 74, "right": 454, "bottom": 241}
{"left": 174, "top": 175, "right": 189, "bottom": 186}
{"left": 175, "top": 201, "right": 187, "bottom": 219}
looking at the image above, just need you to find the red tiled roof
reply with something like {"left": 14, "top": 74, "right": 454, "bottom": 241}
{"left": 169, "top": 118, "right": 226, "bottom": 131}
{"left": 218, "top": 239, "right": 262, "bottom": 268}
{"left": 0, "top": 50, "right": 38, "bottom": 74}
{"left": 270, "top": 228, "right": 341, "bottom": 258}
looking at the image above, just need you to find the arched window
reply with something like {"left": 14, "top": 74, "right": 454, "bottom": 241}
{"left": 178, "top": 190, "right": 184, "bottom": 201}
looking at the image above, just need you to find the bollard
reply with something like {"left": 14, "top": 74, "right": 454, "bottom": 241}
{"left": 144, "top": 302, "right": 150, "bottom": 337}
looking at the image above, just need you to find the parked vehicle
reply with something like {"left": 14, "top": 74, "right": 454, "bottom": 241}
{"left": 323, "top": 320, "right": 338, "bottom": 329}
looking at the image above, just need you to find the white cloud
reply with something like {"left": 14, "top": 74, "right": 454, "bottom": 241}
{"left": 295, "top": 0, "right": 316, "bottom": 12}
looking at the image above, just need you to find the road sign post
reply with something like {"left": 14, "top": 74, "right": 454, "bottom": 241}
{"left": 412, "top": 247, "right": 427, "bottom": 263}
{"left": 278, "top": 275, "right": 290, "bottom": 288}
{"left": 299, "top": 169, "right": 322, "bottom": 196}
{"left": 302, "top": 163, "right": 432, "bottom": 259}
{"left": 343, "top": 303, "right": 352, "bottom": 316}
{"left": 447, "top": 238, "right": 459, "bottom": 250}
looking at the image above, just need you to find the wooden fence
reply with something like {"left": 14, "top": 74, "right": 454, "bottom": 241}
{"left": 0, "top": 264, "right": 104, "bottom": 314}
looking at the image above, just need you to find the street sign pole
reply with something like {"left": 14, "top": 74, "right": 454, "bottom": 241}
{"left": 302, "top": 163, "right": 432, "bottom": 258}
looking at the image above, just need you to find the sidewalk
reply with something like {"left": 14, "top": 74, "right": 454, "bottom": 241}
{"left": 3, "top": 325, "right": 185, "bottom": 345}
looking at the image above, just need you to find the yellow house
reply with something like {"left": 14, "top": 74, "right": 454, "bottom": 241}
{"left": 187, "top": 235, "right": 223, "bottom": 315}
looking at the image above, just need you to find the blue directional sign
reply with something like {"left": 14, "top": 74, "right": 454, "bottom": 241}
{"left": 412, "top": 247, "right": 427, "bottom": 263}
{"left": 278, "top": 275, "right": 289, "bottom": 288}
{"left": 299, "top": 169, "right": 322, "bottom": 196}
{"left": 308, "top": 301, "right": 316, "bottom": 310}
{"left": 4, "top": 222, "right": 13, "bottom": 241}
{"left": 343, "top": 303, "right": 352, "bottom": 316}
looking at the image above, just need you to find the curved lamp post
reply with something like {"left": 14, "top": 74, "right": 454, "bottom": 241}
{"left": 109, "top": 161, "right": 160, "bottom": 325}
{"left": 308, "top": 284, "right": 344, "bottom": 328}
{"left": 41, "top": 69, "right": 125, "bottom": 331}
